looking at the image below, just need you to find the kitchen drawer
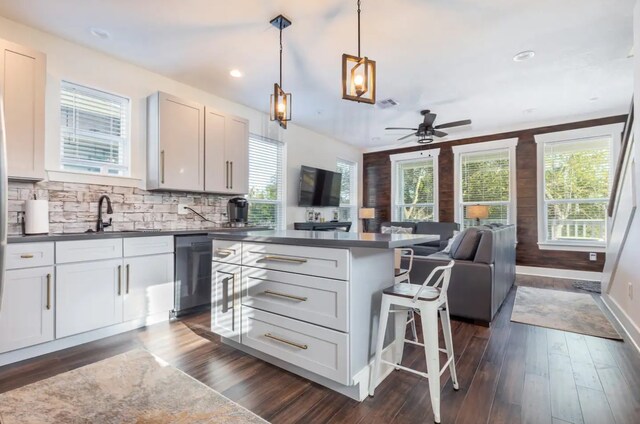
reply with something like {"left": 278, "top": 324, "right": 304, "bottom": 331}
{"left": 242, "top": 267, "right": 348, "bottom": 332}
{"left": 212, "top": 239, "right": 242, "bottom": 264}
{"left": 242, "top": 242, "right": 349, "bottom": 280}
{"left": 242, "top": 306, "right": 349, "bottom": 384}
{"left": 124, "top": 235, "right": 174, "bottom": 257}
{"left": 56, "top": 238, "right": 123, "bottom": 264}
{"left": 6, "top": 243, "right": 54, "bottom": 270}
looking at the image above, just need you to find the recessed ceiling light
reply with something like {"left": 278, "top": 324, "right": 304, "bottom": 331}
{"left": 229, "top": 69, "right": 243, "bottom": 78}
{"left": 89, "top": 27, "right": 110, "bottom": 40}
{"left": 589, "top": 97, "right": 599, "bottom": 101}
{"left": 513, "top": 50, "right": 535, "bottom": 62}
{"left": 523, "top": 108, "right": 536, "bottom": 114}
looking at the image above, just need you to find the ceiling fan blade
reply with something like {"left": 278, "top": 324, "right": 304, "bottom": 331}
{"left": 422, "top": 113, "right": 437, "bottom": 126}
{"left": 386, "top": 127, "right": 418, "bottom": 131}
{"left": 433, "top": 130, "right": 448, "bottom": 138}
{"left": 434, "top": 119, "right": 472, "bottom": 130}
{"left": 397, "top": 132, "right": 417, "bottom": 141}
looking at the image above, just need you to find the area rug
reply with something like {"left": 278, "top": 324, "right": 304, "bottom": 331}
{"left": 511, "top": 286, "right": 622, "bottom": 340}
{"left": 0, "top": 349, "right": 267, "bottom": 424}
{"left": 572, "top": 280, "right": 602, "bottom": 293}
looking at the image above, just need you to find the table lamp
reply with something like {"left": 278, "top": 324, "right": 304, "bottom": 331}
{"left": 359, "top": 208, "right": 375, "bottom": 233}
{"left": 466, "top": 205, "right": 489, "bottom": 226}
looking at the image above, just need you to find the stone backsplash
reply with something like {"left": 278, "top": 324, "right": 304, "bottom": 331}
{"left": 6, "top": 181, "right": 236, "bottom": 236}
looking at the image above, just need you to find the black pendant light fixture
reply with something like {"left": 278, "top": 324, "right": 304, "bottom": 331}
{"left": 342, "top": 0, "right": 376, "bottom": 104}
{"left": 270, "top": 14, "right": 292, "bottom": 129}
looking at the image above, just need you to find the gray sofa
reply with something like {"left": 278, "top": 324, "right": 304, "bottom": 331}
{"left": 402, "top": 224, "right": 516, "bottom": 325}
{"left": 381, "top": 221, "right": 460, "bottom": 255}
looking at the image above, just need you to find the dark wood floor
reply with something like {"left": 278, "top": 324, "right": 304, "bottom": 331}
{"left": 1, "top": 279, "right": 640, "bottom": 424}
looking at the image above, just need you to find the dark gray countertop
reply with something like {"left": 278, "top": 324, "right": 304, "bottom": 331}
{"left": 208, "top": 230, "right": 438, "bottom": 249}
{"left": 8, "top": 227, "right": 270, "bottom": 243}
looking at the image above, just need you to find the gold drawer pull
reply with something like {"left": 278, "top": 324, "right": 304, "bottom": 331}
{"left": 263, "top": 290, "right": 307, "bottom": 302}
{"left": 264, "top": 333, "right": 308, "bottom": 350}
{"left": 216, "top": 248, "right": 235, "bottom": 256}
{"left": 46, "top": 273, "right": 52, "bottom": 310}
{"left": 20, "top": 254, "right": 34, "bottom": 259}
{"left": 261, "top": 255, "right": 308, "bottom": 264}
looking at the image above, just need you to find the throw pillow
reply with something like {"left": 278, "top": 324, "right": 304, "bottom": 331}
{"left": 442, "top": 230, "right": 461, "bottom": 254}
{"left": 381, "top": 225, "right": 414, "bottom": 234}
{"left": 381, "top": 226, "right": 392, "bottom": 234}
{"left": 450, "top": 228, "right": 483, "bottom": 260}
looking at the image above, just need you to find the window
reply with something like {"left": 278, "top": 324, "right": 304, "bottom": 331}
{"left": 336, "top": 159, "right": 358, "bottom": 230}
{"left": 60, "top": 81, "right": 130, "bottom": 176}
{"left": 248, "top": 135, "right": 285, "bottom": 229}
{"left": 390, "top": 150, "right": 440, "bottom": 221}
{"left": 453, "top": 139, "right": 518, "bottom": 229}
{"left": 535, "top": 124, "right": 623, "bottom": 250}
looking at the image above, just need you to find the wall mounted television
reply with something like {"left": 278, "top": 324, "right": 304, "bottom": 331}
{"left": 298, "top": 165, "right": 342, "bottom": 207}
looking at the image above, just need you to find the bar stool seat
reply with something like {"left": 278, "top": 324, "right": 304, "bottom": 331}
{"left": 383, "top": 284, "right": 440, "bottom": 301}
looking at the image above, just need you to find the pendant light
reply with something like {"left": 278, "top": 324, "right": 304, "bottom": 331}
{"left": 342, "top": 0, "right": 376, "bottom": 104}
{"left": 270, "top": 14, "right": 292, "bottom": 129}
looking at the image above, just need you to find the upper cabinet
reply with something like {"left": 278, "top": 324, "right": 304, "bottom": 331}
{"left": 204, "top": 107, "right": 249, "bottom": 194}
{"left": 0, "top": 39, "right": 46, "bottom": 180}
{"left": 147, "top": 93, "right": 249, "bottom": 194}
{"left": 147, "top": 92, "right": 205, "bottom": 191}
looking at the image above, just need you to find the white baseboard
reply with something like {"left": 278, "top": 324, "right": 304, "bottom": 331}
{"left": 516, "top": 265, "right": 602, "bottom": 282}
{"left": 601, "top": 294, "right": 640, "bottom": 355}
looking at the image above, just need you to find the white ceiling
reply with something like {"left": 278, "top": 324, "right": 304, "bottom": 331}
{"left": 0, "top": 0, "right": 634, "bottom": 149}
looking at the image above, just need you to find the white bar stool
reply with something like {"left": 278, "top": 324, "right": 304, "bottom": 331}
{"left": 369, "top": 260, "right": 459, "bottom": 424}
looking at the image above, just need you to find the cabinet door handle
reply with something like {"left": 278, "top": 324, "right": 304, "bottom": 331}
{"left": 264, "top": 333, "right": 308, "bottom": 350}
{"left": 263, "top": 290, "right": 307, "bottom": 302}
{"left": 126, "top": 264, "right": 130, "bottom": 294}
{"left": 225, "top": 161, "right": 229, "bottom": 189}
{"left": 230, "top": 161, "right": 233, "bottom": 189}
{"left": 160, "top": 150, "right": 165, "bottom": 184}
{"left": 46, "top": 273, "right": 51, "bottom": 310}
{"left": 261, "top": 255, "right": 308, "bottom": 264}
{"left": 20, "top": 254, "right": 34, "bottom": 259}
{"left": 215, "top": 248, "right": 235, "bottom": 257}
{"left": 118, "top": 265, "right": 122, "bottom": 296}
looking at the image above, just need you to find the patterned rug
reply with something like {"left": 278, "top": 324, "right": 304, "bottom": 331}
{"left": 0, "top": 349, "right": 267, "bottom": 424}
{"left": 511, "top": 286, "right": 622, "bottom": 340}
{"left": 572, "top": 280, "right": 602, "bottom": 293}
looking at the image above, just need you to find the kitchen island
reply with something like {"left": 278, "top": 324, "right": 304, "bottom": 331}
{"left": 208, "top": 230, "right": 438, "bottom": 401}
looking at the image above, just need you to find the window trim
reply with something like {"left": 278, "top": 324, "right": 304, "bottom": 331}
{"left": 534, "top": 123, "right": 624, "bottom": 251}
{"left": 452, "top": 138, "right": 518, "bottom": 230}
{"left": 390, "top": 149, "right": 440, "bottom": 222}
{"left": 247, "top": 133, "right": 286, "bottom": 230}
{"left": 336, "top": 157, "right": 359, "bottom": 232}
{"left": 58, "top": 80, "right": 133, "bottom": 178}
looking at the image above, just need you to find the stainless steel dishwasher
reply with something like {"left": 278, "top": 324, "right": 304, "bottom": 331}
{"left": 174, "top": 235, "right": 212, "bottom": 317}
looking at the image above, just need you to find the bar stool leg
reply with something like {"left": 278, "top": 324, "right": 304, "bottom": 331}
{"left": 394, "top": 308, "right": 409, "bottom": 369}
{"left": 409, "top": 310, "right": 418, "bottom": 341}
{"left": 369, "top": 295, "right": 391, "bottom": 397}
{"left": 420, "top": 304, "right": 442, "bottom": 424}
{"left": 440, "top": 301, "right": 459, "bottom": 390}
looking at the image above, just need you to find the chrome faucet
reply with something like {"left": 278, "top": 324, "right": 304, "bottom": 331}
{"left": 97, "top": 195, "right": 113, "bottom": 232}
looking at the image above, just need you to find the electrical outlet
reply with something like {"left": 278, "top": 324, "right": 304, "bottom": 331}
{"left": 177, "top": 204, "right": 189, "bottom": 215}
{"left": 629, "top": 282, "right": 634, "bottom": 300}
{"left": 589, "top": 252, "right": 597, "bottom": 261}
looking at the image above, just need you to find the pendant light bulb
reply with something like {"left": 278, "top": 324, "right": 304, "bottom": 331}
{"left": 354, "top": 74, "right": 365, "bottom": 95}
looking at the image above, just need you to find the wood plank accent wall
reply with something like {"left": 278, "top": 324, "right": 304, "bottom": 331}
{"left": 363, "top": 115, "right": 627, "bottom": 272}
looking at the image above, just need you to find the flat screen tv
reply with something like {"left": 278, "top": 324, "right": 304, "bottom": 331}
{"left": 298, "top": 165, "right": 342, "bottom": 207}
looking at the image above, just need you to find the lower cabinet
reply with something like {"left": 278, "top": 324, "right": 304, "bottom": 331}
{"left": 0, "top": 266, "right": 54, "bottom": 354}
{"left": 56, "top": 258, "right": 124, "bottom": 338}
{"left": 211, "top": 261, "right": 241, "bottom": 343}
{"left": 123, "top": 253, "right": 174, "bottom": 322}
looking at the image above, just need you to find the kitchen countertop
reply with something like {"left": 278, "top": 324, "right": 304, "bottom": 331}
{"left": 8, "top": 227, "right": 270, "bottom": 244}
{"left": 208, "top": 230, "right": 438, "bottom": 249}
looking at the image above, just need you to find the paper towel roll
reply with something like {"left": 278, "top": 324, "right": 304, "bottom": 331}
{"left": 25, "top": 200, "right": 49, "bottom": 235}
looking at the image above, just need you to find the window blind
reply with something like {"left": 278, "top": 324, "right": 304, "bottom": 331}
{"left": 60, "top": 81, "right": 130, "bottom": 176}
{"left": 543, "top": 136, "right": 611, "bottom": 243}
{"left": 248, "top": 136, "right": 284, "bottom": 229}
{"left": 396, "top": 159, "right": 435, "bottom": 221}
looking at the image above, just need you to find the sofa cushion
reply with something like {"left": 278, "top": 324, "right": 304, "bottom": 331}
{"left": 412, "top": 245, "right": 439, "bottom": 257}
{"left": 449, "top": 228, "right": 482, "bottom": 260}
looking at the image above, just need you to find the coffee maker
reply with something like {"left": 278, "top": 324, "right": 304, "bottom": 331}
{"left": 227, "top": 197, "right": 249, "bottom": 227}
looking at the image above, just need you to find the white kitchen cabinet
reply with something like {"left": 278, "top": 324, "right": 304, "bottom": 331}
{"left": 123, "top": 253, "right": 174, "bottom": 322}
{"left": 147, "top": 92, "right": 205, "bottom": 191}
{"left": 0, "top": 267, "right": 54, "bottom": 353}
{"left": 0, "top": 38, "right": 46, "bottom": 180}
{"left": 56, "top": 258, "right": 124, "bottom": 338}
{"left": 204, "top": 107, "right": 249, "bottom": 194}
{"left": 211, "top": 261, "right": 241, "bottom": 343}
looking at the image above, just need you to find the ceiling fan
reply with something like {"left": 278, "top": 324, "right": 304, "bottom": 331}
{"left": 386, "top": 110, "right": 472, "bottom": 144}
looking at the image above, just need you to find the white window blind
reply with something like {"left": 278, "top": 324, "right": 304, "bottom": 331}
{"left": 460, "top": 149, "right": 511, "bottom": 228}
{"left": 248, "top": 135, "right": 284, "bottom": 229}
{"left": 395, "top": 158, "right": 436, "bottom": 221}
{"left": 60, "top": 81, "right": 130, "bottom": 176}
{"left": 336, "top": 159, "right": 358, "bottom": 230}
{"left": 543, "top": 136, "right": 611, "bottom": 244}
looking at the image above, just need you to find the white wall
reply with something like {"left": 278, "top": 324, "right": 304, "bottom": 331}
{"left": 0, "top": 15, "right": 363, "bottom": 229}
